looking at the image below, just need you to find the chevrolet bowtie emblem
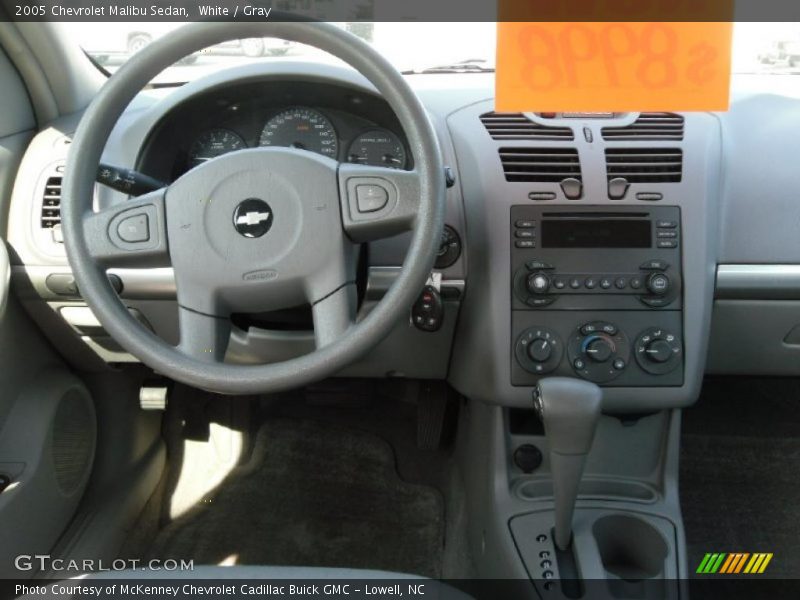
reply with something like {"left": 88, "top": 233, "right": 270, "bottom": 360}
{"left": 233, "top": 199, "right": 273, "bottom": 238}
{"left": 236, "top": 211, "right": 271, "bottom": 226}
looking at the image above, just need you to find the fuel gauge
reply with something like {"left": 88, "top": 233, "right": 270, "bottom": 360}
{"left": 347, "top": 129, "right": 407, "bottom": 169}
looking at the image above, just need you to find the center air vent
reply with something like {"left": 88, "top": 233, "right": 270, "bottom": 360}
{"left": 602, "top": 113, "right": 684, "bottom": 141}
{"left": 499, "top": 148, "right": 581, "bottom": 183}
{"left": 481, "top": 112, "right": 574, "bottom": 141}
{"left": 41, "top": 175, "right": 62, "bottom": 229}
{"left": 605, "top": 148, "right": 682, "bottom": 183}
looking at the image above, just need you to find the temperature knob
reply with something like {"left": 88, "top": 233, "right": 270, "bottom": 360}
{"left": 568, "top": 322, "right": 629, "bottom": 383}
{"left": 584, "top": 337, "right": 614, "bottom": 363}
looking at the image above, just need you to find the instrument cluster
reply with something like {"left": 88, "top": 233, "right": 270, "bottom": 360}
{"left": 137, "top": 80, "right": 413, "bottom": 182}
{"left": 187, "top": 106, "right": 407, "bottom": 171}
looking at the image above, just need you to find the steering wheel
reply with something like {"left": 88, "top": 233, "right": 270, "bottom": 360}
{"left": 61, "top": 23, "right": 445, "bottom": 394}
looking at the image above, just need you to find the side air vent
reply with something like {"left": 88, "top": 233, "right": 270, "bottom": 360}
{"left": 481, "top": 112, "right": 574, "bottom": 141}
{"left": 601, "top": 113, "right": 684, "bottom": 141}
{"left": 499, "top": 147, "right": 581, "bottom": 183}
{"left": 41, "top": 175, "right": 63, "bottom": 229}
{"left": 605, "top": 148, "right": 682, "bottom": 183}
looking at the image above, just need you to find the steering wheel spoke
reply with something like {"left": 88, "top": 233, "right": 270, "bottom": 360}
{"left": 177, "top": 305, "right": 231, "bottom": 362}
{"left": 83, "top": 189, "right": 170, "bottom": 267}
{"left": 338, "top": 163, "right": 422, "bottom": 242}
{"left": 311, "top": 284, "right": 357, "bottom": 349}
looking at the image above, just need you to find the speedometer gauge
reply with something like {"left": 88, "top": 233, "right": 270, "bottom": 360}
{"left": 259, "top": 108, "right": 338, "bottom": 159}
{"left": 347, "top": 129, "right": 407, "bottom": 169}
{"left": 188, "top": 129, "right": 246, "bottom": 166}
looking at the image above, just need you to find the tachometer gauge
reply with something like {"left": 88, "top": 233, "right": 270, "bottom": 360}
{"left": 259, "top": 108, "right": 338, "bottom": 159}
{"left": 347, "top": 129, "right": 407, "bottom": 169}
{"left": 188, "top": 129, "right": 246, "bottom": 166}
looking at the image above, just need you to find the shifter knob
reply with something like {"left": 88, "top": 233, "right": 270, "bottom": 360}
{"left": 534, "top": 377, "right": 602, "bottom": 551}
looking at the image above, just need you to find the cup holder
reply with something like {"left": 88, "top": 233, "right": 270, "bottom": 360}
{"left": 593, "top": 514, "right": 669, "bottom": 581}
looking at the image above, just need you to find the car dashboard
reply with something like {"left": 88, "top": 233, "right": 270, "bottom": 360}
{"left": 7, "top": 61, "right": 800, "bottom": 413}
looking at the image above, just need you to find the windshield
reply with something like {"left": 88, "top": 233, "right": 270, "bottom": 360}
{"left": 67, "top": 22, "right": 498, "bottom": 83}
{"left": 67, "top": 22, "right": 800, "bottom": 84}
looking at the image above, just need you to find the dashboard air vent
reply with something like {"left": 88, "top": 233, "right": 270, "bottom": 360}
{"left": 601, "top": 113, "right": 684, "bottom": 141}
{"left": 481, "top": 112, "right": 574, "bottom": 141}
{"left": 605, "top": 148, "right": 682, "bottom": 183}
{"left": 41, "top": 175, "right": 63, "bottom": 229}
{"left": 499, "top": 147, "right": 581, "bottom": 183}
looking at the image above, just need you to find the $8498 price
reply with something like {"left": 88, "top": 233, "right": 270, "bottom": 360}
{"left": 514, "top": 23, "right": 721, "bottom": 90}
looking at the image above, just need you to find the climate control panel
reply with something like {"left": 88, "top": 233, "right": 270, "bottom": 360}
{"left": 512, "top": 312, "right": 683, "bottom": 386}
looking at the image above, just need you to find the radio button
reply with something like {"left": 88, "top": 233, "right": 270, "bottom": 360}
{"left": 657, "top": 240, "right": 678, "bottom": 249}
{"left": 553, "top": 278, "right": 566, "bottom": 290}
{"left": 526, "top": 260, "right": 553, "bottom": 270}
{"left": 516, "top": 230, "right": 536, "bottom": 239}
{"left": 640, "top": 259, "right": 670, "bottom": 271}
{"left": 657, "top": 231, "right": 677, "bottom": 238}
{"left": 584, "top": 277, "right": 597, "bottom": 289}
{"left": 528, "top": 297, "right": 555, "bottom": 307}
{"left": 516, "top": 220, "right": 537, "bottom": 228}
{"left": 656, "top": 220, "right": 677, "bottom": 229}
{"left": 600, "top": 278, "right": 612, "bottom": 289}
{"left": 516, "top": 240, "right": 536, "bottom": 248}
{"left": 569, "top": 278, "right": 582, "bottom": 289}
{"left": 614, "top": 277, "right": 627, "bottom": 289}
{"left": 629, "top": 276, "right": 643, "bottom": 290}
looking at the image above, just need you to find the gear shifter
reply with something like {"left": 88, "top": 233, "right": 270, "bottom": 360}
{"left": 534, "top": 377, "right": 602, "bottom": 551}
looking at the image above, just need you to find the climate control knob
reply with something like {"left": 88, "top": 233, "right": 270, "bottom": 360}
{"left": 527, "top": 272, "right": 551, "bottom": 295}
{"left": 634, "top": 328, "right": 682, "bottom": 375}
{"left": 528, "top": 338, "right": 553, "bottom": 363}
{"left": 567, "top": 322, "right": 630, "bottom": 383}
{"left": 515, "top": 327, "right": 563, "bottom": 375}
{"left": 585, "top": 337, "right": 614, "bottom": 363}
{"left": 644, "top": 339, "right": 672, "bottom": 363}
{"left": 646, "top": 272, "right": 671, "bottom": 296}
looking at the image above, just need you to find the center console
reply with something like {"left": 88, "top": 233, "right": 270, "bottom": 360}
{"left": 511, "top": 205, "right": 684, "bottom": 387}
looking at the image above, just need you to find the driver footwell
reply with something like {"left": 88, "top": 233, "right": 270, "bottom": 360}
{"left": 126, "top": 386, "right": 452, "bottom": 578}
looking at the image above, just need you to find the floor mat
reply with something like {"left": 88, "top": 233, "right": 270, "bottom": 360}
{"left": 680, "top": 378, "right": 800, "bottom": 579}
{"left": 147, "top": 418, "right": 445, "bottom": 577}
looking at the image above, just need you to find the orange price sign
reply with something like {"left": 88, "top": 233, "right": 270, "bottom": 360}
{"left": 495, "top": 22, "right": 733, "bottom": 112}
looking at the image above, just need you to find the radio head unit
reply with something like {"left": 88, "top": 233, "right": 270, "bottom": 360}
{"left": 511, "top": 206, "right": 682, "bottom": 312}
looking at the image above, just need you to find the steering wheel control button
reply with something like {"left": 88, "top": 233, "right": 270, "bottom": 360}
{"left": 568, "top": 321, "right": 630, "bottom": 383}
{"left": 635, "top": 328, "right": 682, "bottom": 375}
{"left": 355, "top": 184, "right": 389, "bottom": 213}
{"left": 233, "top": 198, "right": 273, "bottom": 238}
{"left": 516, "top": 327, "right": 563, "bottom": 375}
{"left": 117, "top": 213, "right": 150, "bottom": 243}
{"left": 411, "top": 285, "right": 443, "bottom": 332}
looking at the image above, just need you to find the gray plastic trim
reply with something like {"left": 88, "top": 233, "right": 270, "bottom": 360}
{"left": 716, "top": 264, "right": 800, "bottom": 299}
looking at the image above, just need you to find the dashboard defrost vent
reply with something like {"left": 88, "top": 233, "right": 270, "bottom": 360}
{"left": 499, "top": 147, "right": 581, "bottom": 183}
{"left": 481, "top": 112, "right": 574, "bottom": 141}
{"left": 601, "top": 113, "right": 684, "bottom": 141}
{"left": 605, "top": 148, "right": 682, "bottom": 183}
{"left": 40, "top": 175, "right": 63, "bottom": 229}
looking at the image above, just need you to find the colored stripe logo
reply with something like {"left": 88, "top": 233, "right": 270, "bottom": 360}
{"left": 696, "top": 553, "right": 773, "bottom": 574}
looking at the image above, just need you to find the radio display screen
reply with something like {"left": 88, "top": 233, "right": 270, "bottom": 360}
{"left": 542, "top": 219, "right": 651, "bottom": 248}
